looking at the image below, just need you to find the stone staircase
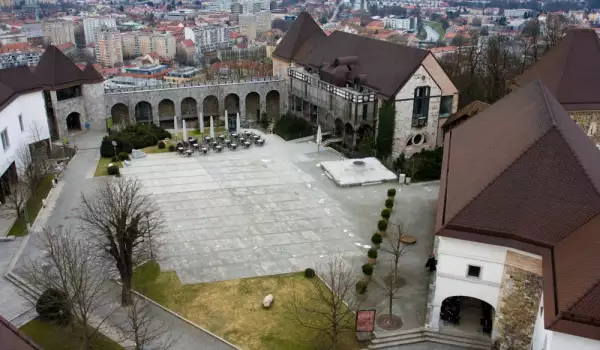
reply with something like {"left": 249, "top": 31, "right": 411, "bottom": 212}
{"left": 322, "top": 137, "right": 343, "bottom": 147}
{"left": 368, "top": 328, "right": 492, "bottom": 350}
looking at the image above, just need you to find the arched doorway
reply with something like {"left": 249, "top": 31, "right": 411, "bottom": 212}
{"left": 334, "top": 118, "right": 344, "bottom": 137}
{"left": 110, "top": 103, "right": 129, "bottom": 126}
{"left": 245, "top": 92, "right": 260, "bottom": 121}
{"left": 439, "top": 296, "right": 494, "bottom": 337}
{"left": 266, "top": 90, "right": 280, "bottom": 119}
{"left": 66, "top": 112, "right": 81, "bottom": 131}
{"left": 135, "top": 101, "right": 153, "bottom": 124}
{"left": 344, "top": 123, "right": 354, "bottom": 147}
{"left": 203, "top": 95, "right": 219, "bottom": 127}
{"left": 224, "top": 93, "right": 239, "bottom": 131}
{"left": 181, "top": 97, "right": 197, "bottom": 119}
{"left": 357, "top": 124, "right": 374, "bottom": 149}
{"left": 158, "top": 99, "right": 175, "bottom": 120}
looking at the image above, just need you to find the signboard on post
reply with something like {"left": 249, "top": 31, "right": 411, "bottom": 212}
{"left": 356, "top": 309, "right": 376, "bottom": 340}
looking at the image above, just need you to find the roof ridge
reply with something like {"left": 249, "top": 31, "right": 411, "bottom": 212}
{"left": 563, "top": 268, "right": 600, "bottom": 317}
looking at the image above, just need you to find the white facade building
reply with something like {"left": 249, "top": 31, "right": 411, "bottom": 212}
{"left": 83, "top": 17, "right": 117, "bottom": 45}
{"left": 94, "top": 27, "right": 123, "bottom": 67}
{"left": 239, "top": 11, "right": 271, "bottom": 40}
{"left": 184, "top": 25, "right": 237, "bottom": 53}
{"left": 0, "top": 50, "right": 42, "bottom": 69}
{"left": 382, "top": 16, "right": 418, "bottom": 31}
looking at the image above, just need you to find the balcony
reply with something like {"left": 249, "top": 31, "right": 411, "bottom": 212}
{"left": 288, "top": 67, "right": 376, "bottom": 104}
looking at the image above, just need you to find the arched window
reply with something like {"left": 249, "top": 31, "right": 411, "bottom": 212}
{"left": 412, "top": 86, "right": 431, "bottom": 127}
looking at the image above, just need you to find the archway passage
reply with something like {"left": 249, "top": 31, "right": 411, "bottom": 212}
{"left": 66, "top": 112, "right": 81, "bottom": 131}
{"left": 440, "top": 296, "right": 494, "bottom": 337}
{"left": 158, "top": 99, "right": 175, "bottom": 121}
{"left": 334, "top": 118, "right": 344, "bottom": 137}
{"left": 135, "top": 101, "right": 153, "bottom": 124}
{"left": 344, "top": 123, "right": 354, "bottom": 147}
{"left": 266, "top": 90, "right": 280, "bottom": 119}
{"left": 224, "top": 93, "right": 240, "bottom": 114}
{"left": 110, "top": 103, "right": 129, "bottom": 126}
{"left": 245, "top": 92, "right": 260, "bottom": 121}
{"left": 203, "top": 95, "right": 219, "bottom": 127}
{"left": 181, "top": 97, "right": 197, "bottom": 120}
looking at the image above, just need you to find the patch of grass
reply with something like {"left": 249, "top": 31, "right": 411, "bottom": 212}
{"left": 8, "top": 175, "right": 54, "bottom": 237}
{"left": 133, "top": 263, "right": 360, "bottom": 350}
{"left": 94, "top": 157, "right": 123, "bottom": 177}
{"left": 424, "top": 20, "right": 445, "bottom": 38}
{"left": 20, "top": 318, "right": 123, "bottom": 350}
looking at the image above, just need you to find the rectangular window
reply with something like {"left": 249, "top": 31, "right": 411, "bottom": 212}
{"left": 439, "top": 96, "right": 453, "bottom": 118}
{"left": 56, "top": 85, "right": 82, "bottom": 101}
{"left": 1, "top": 128, "right": 9, "bottom": 151}
{"left": 18, "top": 114, "right": 23, "bottom": 132}
{"left": 467, "top": 265, "right": 481, "bottom": 278}
{"left": 304, "top": 83, "right": 308, "bottom": 99}
{"left": 412, "top": 86, "right": 430, "bottom": 127}
{"left": 362, "top": 104, "right": 368, "bottom": 121}
{"left": 329, "top": 94, "right": 333, "bottom": 110}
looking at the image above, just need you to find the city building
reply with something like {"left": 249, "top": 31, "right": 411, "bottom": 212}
{"left": 122, "top": 64, "right": 171, "bottom": 79}
{"left": 176, "top": 39, "right": 197, "bottom": 63}
{"left": 432, "top": 78, "right": 600, "bottom": 350}
{"left": 0, "top": 33, "right": 28, "bottom": 45}
{"left": 94, "top": 27, "right": 123, "bottom": 67}
{"left": 165, "top": 9, "right": 196, "bottom": 21}
{"left": 217, "top": 45, "right": 266, "bottom": 60}
{"left": 164, "top": 66, "right": 203, "bottom": 83}
{"left": 42, "top": 20, "right": 75, "bottom": 46}
{"left": 184, "top": 25, "right": 237, "bottom": 53}
{"left": 21, "top": 23, "right": 44, "bottom": 46}
{"left": 104, "top": 76, "right": 162, "bottom": 89}
{"left": 503, "top": 8, "right": 530, "bottom": 17}
{"left": 55, "top": 42, "right": 76, "bottom": 59}
{"left": 382, "top": 15, "right": 418, "bottom": 32}
{"left": 240, "top": 11, "right": 271, "bottom": 40}
{"left": 83, "top": 17, "right": 117, "bottom": 45}
{"left": 273, "top": 12, "right": 457, "bottom": 155}
{"left": 230, "top": 2, "right": 243, "bottom": 22}
{"left": 121, "top": 32, "right": 177, "bottom": 59}
{"left": 240, "top": 0, "right": 268, "bottom": 13}
{"left": 0, "top": 46, "right": 42, "bottom": 69}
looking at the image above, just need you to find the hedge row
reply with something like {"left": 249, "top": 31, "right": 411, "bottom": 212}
{"left": 100, "top": 124, "right": 171, "bottom": 157}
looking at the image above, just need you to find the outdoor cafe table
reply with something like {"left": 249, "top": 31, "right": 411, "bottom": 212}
{"left": 231, "top": 133, "right": 238, "bottom": 138}
{"left": 231, "top": 143, "right": 238, "bottom": 150}
{"left": 218, "top": 135, "right": 225, "bottom": 140}
{"left": 204, "top": 136, "right": 211, "bottom": 143}
{"left": 200, "top": 147, "right": 208, "bottom": 154}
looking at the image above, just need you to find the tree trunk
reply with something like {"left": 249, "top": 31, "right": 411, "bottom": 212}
{"left": 389, "top": 292, "right": 393, "bottom": 322}
{"left": 121, "top": 280, "right": 132, "bottom": 306}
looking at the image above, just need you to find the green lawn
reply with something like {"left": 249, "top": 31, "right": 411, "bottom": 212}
{"left": 133, "top": 262, "right": 361, "bottom": 350}
{"left": 20, "top": 318, "right": 123, "bottom": 350}
{"left": 8, "top": 175, "right": 54, "bottom": 237}
{"left": 94, "top": 157, "right": 123, "bottom": 177}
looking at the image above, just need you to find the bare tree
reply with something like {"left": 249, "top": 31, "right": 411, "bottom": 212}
{"left": 20, "top": 226, "right": 117, "bottom": 349}
{"left": 284, "top": 253, "right": 360, "bottom": 350}
{"left": 120, "top": 294, "right": 178, "bottom": 350}
{"left": 77, "top": 177, "right": 163, "bottom": 306}
{"left": 380, "top": 220, "right": 407, "bottom": 284}
{"left": 380, "top": 262, "right": 404, "bottom": 327}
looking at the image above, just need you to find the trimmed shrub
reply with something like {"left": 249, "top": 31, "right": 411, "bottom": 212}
{"left": 100, "top": 140, "right": 116, "bottom": 157}
{"left": 304, "top": 268, "right": 316, "bottom": 278}
{"left": 367, "top": 248, "right": 378, "bottom": 259}
{"left": 102, "top": 124, "right": 171, "bottom": 151}
{"left": 111, "top": 156, "right": 119, "bottom": 162}
{"left": 371, "top": 233, "right": 383, "bottom": 246}
{"left": 385, "top": 198, "right": 394, "bottom": 209}
{"left": 168, "top": 145, "right": 176, "bottom": 152}
{"left": 273, "top": 113, "right": 314, "bottom": 140}
{"left": 118, "top": 152, "right": 130, "bottom": 161}
{"left": 387, "top": 188, "right": 397, "bottom": 197}
{"left": 362, "top": 263, "right": 374, "bottom": 276}
{"left": 381, "top": 209, "right": 391, "bottom": 220}
{"left": 378, "top": 220, "right": 388, "bottom": 232}
{"left": 157, "top": 141, "right": 166, "bottom": 149}
{"left": 107, "top": 164, "right": 120, "bottom": 176}
{"left": 356, "top": 280, "right": 368, "bottom": 294}
{"left": 36, "top": 288, "right": 71, "bottom": 324}
{"left": 403, "top": 147, "right": 444, "bottom": 181}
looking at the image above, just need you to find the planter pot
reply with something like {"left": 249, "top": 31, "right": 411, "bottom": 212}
{"left": 368, "top": 258, "right": 377, "bottom": 265}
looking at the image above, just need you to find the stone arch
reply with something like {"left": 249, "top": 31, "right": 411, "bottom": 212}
{"left": 203, "top": 95, "right": 219, "bottom": 127}
{"left": 266, "top": 90, "right": 280, "bottom": 119}
{"left": 181, "top": 97, "right": 198, "bottom": 120}
{"left": 135, "top": 101, "right": 153, "bottom": 124}
{"left": 438, "top": 296, "right": 495, "bottom": 337}
{"left": 334, "top": 118, "right": 344, "bottom": 137}
{"left": 110, "top": 103, "right": 129, "bottom": 126}
{"left": 66, "top": 112, "right": 81, "bottom": 131}
{"left": 245, "top": 92, "right": 260, "bottom": 121}
{"left": 344, "top": 123, "right": 354, "bottom": 146}
{"left": 158, "top": 99, "right": 175, "bottom": 120}
{"left": 224, "top": 93, "right": 240, "bottom": 114}
{"left": 357, "top": 124, "right": 374, "bottom": 142}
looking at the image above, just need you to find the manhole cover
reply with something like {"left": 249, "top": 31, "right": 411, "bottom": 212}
{"left": 353, "top": 160, "right": 366, "bottom": 166}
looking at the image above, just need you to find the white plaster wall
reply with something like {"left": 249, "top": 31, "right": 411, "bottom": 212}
{"left": 550, "top": 332, "right": 600, "bottom": 350}
{"left": 393, "top": 65, "right": 442, "bottom": 158}
{"left": 531, "top": 294, "right": 547, "bottom": 350}
{"left": 0, "top": 91, "right": 50, "bottom": 175}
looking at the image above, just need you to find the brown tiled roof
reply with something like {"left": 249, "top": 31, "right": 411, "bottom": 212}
{"left": 0, "top": 315, "right": 41, "bottom": 350}
{"left": 437, "top": 78, "right": 600, "bottom": 340}
{"left": 442, "top": 100, "right": 490, "bottom": 131}
{"left": 516, "top": 28, "right": 600, "bottom": 111}
{"left": 34, "top": 45, "right": 101, "bottom": 90}
{"left": 80, "top": 62, "right": 103, "bottom": 83}
{"left": 272, "top": 12, "right": 326, "bottom": 62}
{"left": 0, "top": 66, "right": 42, "bottom": 112}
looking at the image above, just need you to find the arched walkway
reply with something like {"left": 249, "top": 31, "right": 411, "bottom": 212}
{"left": 110, "top": 103, "right": 129, "bottom": 126}
{"left": 158, "top": 99, "right": 175, "bottom": 120}
{"left": 181, "top": 97, "right": 198, "bottom": 120}
{"left": 224, "top": 93, "right": 240, "bottom": 114}
{"left": 245, "top": 92, "right": 260, "bottom": 121}
{"left": 135, "top": 101, "right": 153, "bottom": 124}
{"left": 334, "top": 118, "right": 344, "bottom": 137}
{"left": 439, "top": 296, "right": 494, "bottom": 338}
{"left": 266, "top": 90, "right": 280, "bottom": 119}
{"left": 66, "top": 112, "right": 81, "bottom": 131}
{"left": 344, "top": 123, "right": 354, "bottom": 146}
{"left": 203, "top": 95, "right": 219, "bottom": 127}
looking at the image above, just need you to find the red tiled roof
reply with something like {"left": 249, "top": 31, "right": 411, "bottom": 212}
{"left": 181, "top": 39, "right": 195, "bottom": 47}
{"left": 0, "top": 42, "right": 33, "bottom": 53}
{"left": 438, "top": 78, "right": 600, "bottom": 341}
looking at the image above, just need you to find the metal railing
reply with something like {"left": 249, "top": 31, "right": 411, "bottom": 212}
{"left": 104, "top": 76, "right": 284, "bottom": 94}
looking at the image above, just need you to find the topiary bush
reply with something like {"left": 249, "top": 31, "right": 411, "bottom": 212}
{"left": 102, "top": 124, "right": 171, "bottom": 151}
{"left": 356, "top": 280, "right": 368, "bottom": 294}
{"left": 157, "top": 141, "right": 166, "bottom": 149}
{"left": 362, "top": 263, "right": 374, "bottom": 276}
{"left": 378, "top": 220, "right": 388, "bottom": 232}
{"left": 381, "top": 209, "right": 391, "bottom": 220}
{"left": 371, "top": 233, "right": 382, "bottom": 246}
{"left": 36, "top": 288, "right": 72, "bottom": 325}
{"left": 168, "top": 144, "right": 176, "bottom": 152}
{"left": 387, "top": 188, "right": 397, "bottom": 197}
{"left": 107, "top": 164, "right": 120, "bottom": 176}
{"left": 118, "top": 152, "right": 130, "bottom": 161}
{"left": 304, "top": 268, "right": 316, "bottom": 278}
{"left": 367, "top": 248, "right": 378, "bottom": 259}
{"left": 100, "top": 140, "right": 116, "bottom": 157}
{"left": 385, "top": 198, "right": 394, "bottom": 209}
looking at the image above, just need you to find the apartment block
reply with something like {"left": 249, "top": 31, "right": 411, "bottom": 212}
{"left": 83, "top": 17, "right": 117, "bottom": 45}
{"left": 121, "top": 32, "right": 176, "bottom": 59}
{"left": 184, "top": 25, "right": 237, "bottom": 53}
{"left": 94, "top": 27, "right": 123, "bottom": 67}
{"left": 42, "top": 20, "right": 75, "bottom": 46}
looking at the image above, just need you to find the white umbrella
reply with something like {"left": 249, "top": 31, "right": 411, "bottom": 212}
{"left": 199, "top": 112, "right": 204, "bottom": 135}
{"left": 236, "top": 112, "right": 241, "bottom": 133}
{"left": 316, "top": 125, "right": 322, "bottom": 152}
{"left": 182, "top": 119, "right": 188, "bottom": 144}
{"left": 209, "top": 115, "right": 215, "bottom": 139}
{"left": 174, "top": 115, "right": 179, "bottom": 140}
{"left": 224, "top": 109, "right": 229, "bottom": 132}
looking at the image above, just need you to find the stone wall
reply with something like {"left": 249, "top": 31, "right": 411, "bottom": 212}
{"left": 570, "top": 111, "right": 600, "bottom": 145}
{"left": 83, "top": 83, "right": 106, "bottom": 131}
{"left": 51, "top": 93, "right": 86, "bottom": 140}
